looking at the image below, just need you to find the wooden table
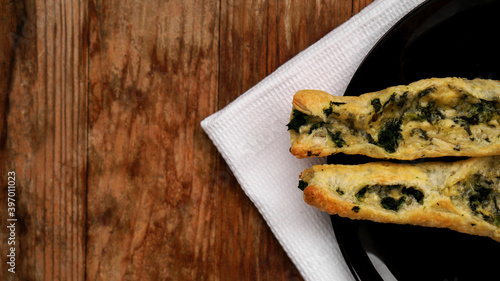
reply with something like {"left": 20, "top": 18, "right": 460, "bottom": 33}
{"left": 0, "top": 0, "right": 372, "bottom": 280}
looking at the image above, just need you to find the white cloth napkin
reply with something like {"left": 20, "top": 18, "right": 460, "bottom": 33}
{"left": 201, "top": 0, "right": 426, "bottom": 280}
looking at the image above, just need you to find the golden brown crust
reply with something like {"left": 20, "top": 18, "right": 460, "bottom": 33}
{"left": 289, "top": 77, "right": 500, "bottom": 160}
{"left": 300, "top": 157, "right": 500, "bottom": 242}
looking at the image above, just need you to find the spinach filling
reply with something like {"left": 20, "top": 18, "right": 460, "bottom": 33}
{"left": 328, "top": 130, "right": 346, "bottom": 148}
{"left": 371, "top": 93, "right": 403, "bottom": 114}
{"left": 355, "top": 184, "right": 424, "bottom": 212}
{"left": 369, "top": 89, "right": 500, "bottom": 150}
{"left": 402, "top": 187, "right": 424, "bottom": 204}
{"left": 298, "top": 180, "right": 308, "bottom": 191}
{"left": 355, "top": 186, "right": 369, "bottom": 201}
{"left": 375, "top": 118, "right": 403, "bottom": 153}
{"left": 453, "top": 117, "right": 473, "bottom": 136}
{"left": 287, "top": 110, "right": 308, "bottom": 133}
{"left": 410, "top": 128, "right": 429, "bottom": 141}
{"left": 381, "top": 196, "right": 406, "bottom": 211}
{"left": 371, "top": 98, "right": 382, "bottom": 113}
{"left": 469, "top": 185, "right": 492, "bottom": 213}
{"left": 366, "top": 133, "right": 376, "bottom": 145}
{"left": 405, "top": 99, "right": 444, "bottom": 124}
{"left": 414, "top": 102, "right": 444, "bottom": 124}
{"left": 397, "top": 91, "right": 409, "bottom": 107}
{"left": 453, "top": 99, "right": 500, "bottom": 135}
{"left": 367, "top": 89, "right": 441, "bottom": 151}
{"left": 417, "top": 87, "right": 436, "bottom": 98}
{"left": 466, "top": 174, "right": 500, "bottom": 225}
{"left": 383, "top": 93, "right": 397, "bottom": 108}
{"left": 324, "top": 101, "right": 345, "bottom": 117}
{"left": 467, "top": 99, "right": 498, "bottom": 124}
{"left": 309, "top": 122, "right": 323, "bottom": 134}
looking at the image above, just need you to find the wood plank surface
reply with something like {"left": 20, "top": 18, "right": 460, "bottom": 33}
{"left": 0, "top": 0, "right": 373, "bottom": 280}
{"left": 0, "top": 0, "right": 88, "bottom": 280}
{"left": 87, "top": 0, "right": 220, "bottom": 280}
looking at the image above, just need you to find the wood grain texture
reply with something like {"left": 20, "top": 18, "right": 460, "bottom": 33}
{"left": 0, "top": 0, "right": 88, "bottom": 280}
{"left": 353, "top": 0, "right": 375, "bottom": 14}
{"left": 87, "top": 0, "right": 220, "bottom": 280}
{"left": 0, "top": 0, "right": 373, "bottom": 280}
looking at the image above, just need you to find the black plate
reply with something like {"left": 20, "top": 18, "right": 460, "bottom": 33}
{"left": 329, "top": 0, "right": 500, "bottom": 280}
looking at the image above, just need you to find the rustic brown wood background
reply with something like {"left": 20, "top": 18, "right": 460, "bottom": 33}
{"left": 0, "top": 0, "right": 373, "bottom": 280}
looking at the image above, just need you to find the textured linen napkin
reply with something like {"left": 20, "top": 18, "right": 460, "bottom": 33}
{"left": 201, "top": 0, "right": 426, "bottom": 280}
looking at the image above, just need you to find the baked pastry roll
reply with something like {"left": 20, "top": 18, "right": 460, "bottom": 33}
{"left": 299, "top": 156, "right": 500, "bottom": 242}
{"left": 288, "top": 77, "right": 500, "bottom": 160}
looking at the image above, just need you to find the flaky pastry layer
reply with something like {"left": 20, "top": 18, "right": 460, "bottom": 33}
{"left": 300, "top": 156, "right": 500, "bottom": 242}
{"left": 289, "top": 77, "right": 500, "bottom": 159}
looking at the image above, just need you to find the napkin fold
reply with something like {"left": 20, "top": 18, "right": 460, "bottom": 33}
{"left": 201, "top": 0, "right": 426, "bottom": 280}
